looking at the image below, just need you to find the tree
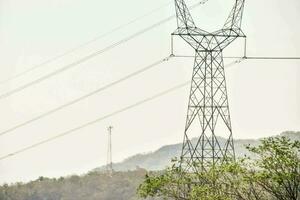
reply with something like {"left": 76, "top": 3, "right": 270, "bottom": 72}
{"left": 137, "top": 158, "right": 244, "bottom": 200}
{"left": 137, "top": 158, "right": 264, "bottom": 200}
{"left": 137, "top": 136, "right": 300, "bottom": 200}
{"left": 246, "top": 136, "right": 300, "bottom": 200}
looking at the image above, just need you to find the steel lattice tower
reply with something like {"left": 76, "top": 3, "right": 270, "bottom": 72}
{"left": 173, "top": 0, "right": 246, "bottom": 172}
{"left": 106, "top": 126, "right": 113, "bottom": 176}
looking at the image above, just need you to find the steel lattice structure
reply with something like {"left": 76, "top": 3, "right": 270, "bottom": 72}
{"left": 173, "top": 0, "right": 246, "bottom": 172}
{"left": 106, "top": 126, "right": 113, "bottom": 176}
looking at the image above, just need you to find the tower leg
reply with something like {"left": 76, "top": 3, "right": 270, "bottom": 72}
{"left": 180, "top": 50, "right": 235, "bottom": 172}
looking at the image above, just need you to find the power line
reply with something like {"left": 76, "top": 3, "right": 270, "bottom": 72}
{"left": 174, "top": 55, "right": 300, "bottom": 60}
{"left": 174, "top": 55, "right": 244, "bottom": 59}
{"left": 0, "top": 81, "right": 189, "bottom": 161}
{"left": 0, "top": 59, "right": 242, "bottom": 161}
{"left": 0, "top": 1, "right": 205, "bottom": 101}
{"left": 245, "top": 56, "right": 300, "bottom": 60}
{"left": 0, "top": 23, "right": 169, "bottom": 100}
{"left": 0, "top": 1, "right": 172, "bottom": 86}
{"left": 0, "top": 55, "right": 240, "bottom": 139}
{"left": 0, "top": 56, "right": 172, "bottom": 137}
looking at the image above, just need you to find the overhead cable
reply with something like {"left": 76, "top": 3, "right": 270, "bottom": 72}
{"left": 0, "top": 81, "right": 189, "bottom": 161}
{"left": 0, "top": 1, "right": 206, "bottom": 100}
{"left": 174, "top": 55, "right": 300, "bottom": 60}
{"left": 0, "top": 58, "right": 242, "bottom": 161}
{"left": 0, "top": 55, "right": 173, "bottom": 137}
{"left": 0, "top": 1, "right": 173, "bottom": 85}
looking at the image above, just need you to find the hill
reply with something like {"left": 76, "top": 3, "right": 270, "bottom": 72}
{"left": 0, "top": 170, "right": 149, "bottom": 200}
{"left": 1, "top": 131, "right": 299, "bottom": 200}
{"left": 94, "top": 131, "right": 300, "bottom": 172}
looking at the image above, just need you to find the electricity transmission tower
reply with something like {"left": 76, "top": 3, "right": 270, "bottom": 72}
{"left": 106, "top": 126, "right": 113, "bottom": 176}
{"left": 173, "top": 0, "right": 246, "bottom": 172}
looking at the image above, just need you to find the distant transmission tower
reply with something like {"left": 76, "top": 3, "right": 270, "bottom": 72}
{"left": 173, "top": 0, "right": 246, "bottom": 172}
{"left": 106, "top": 126, "right": 113, "bottom": 175}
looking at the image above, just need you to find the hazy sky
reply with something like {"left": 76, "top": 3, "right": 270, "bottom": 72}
{"left": 0, "top": 0, "right": 299, "bottom": 184}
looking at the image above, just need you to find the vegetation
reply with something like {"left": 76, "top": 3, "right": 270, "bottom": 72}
{"left": 138, "top": 136, "right": 300, "bottom": 200}
{"left": 1, "top": 132, "right": 299, "bottom": 200}
{"left": 0, "top": 169, "right": 148, "bottom": 200}
{"left": 94, "top": 131, "right": 299, "bottom": 172}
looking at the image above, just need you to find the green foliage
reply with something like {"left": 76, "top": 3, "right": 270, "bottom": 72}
{"left": 138, "top": 162, "right": 183, "bottom": 199}
{"left": 0, "top": 169, "right": 149, "bottom": 200}
{"left": 95, "top": 131, "right": 299, "bottom": 172}
{"left": 246, "top": 136, "right": 300, "bottom": 200}
{"left": 138, "top": 159, "right": 233, "bottom": 200}
{"left": 138, "top": 136, "right": 300, "bottom": 200}
{"left": 1, "top": 134, "right": 299, "bottom": 200}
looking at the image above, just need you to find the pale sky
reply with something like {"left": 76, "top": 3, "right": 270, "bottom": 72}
{"left": 0, "top": 0, "right": 299, "bottom": 184}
